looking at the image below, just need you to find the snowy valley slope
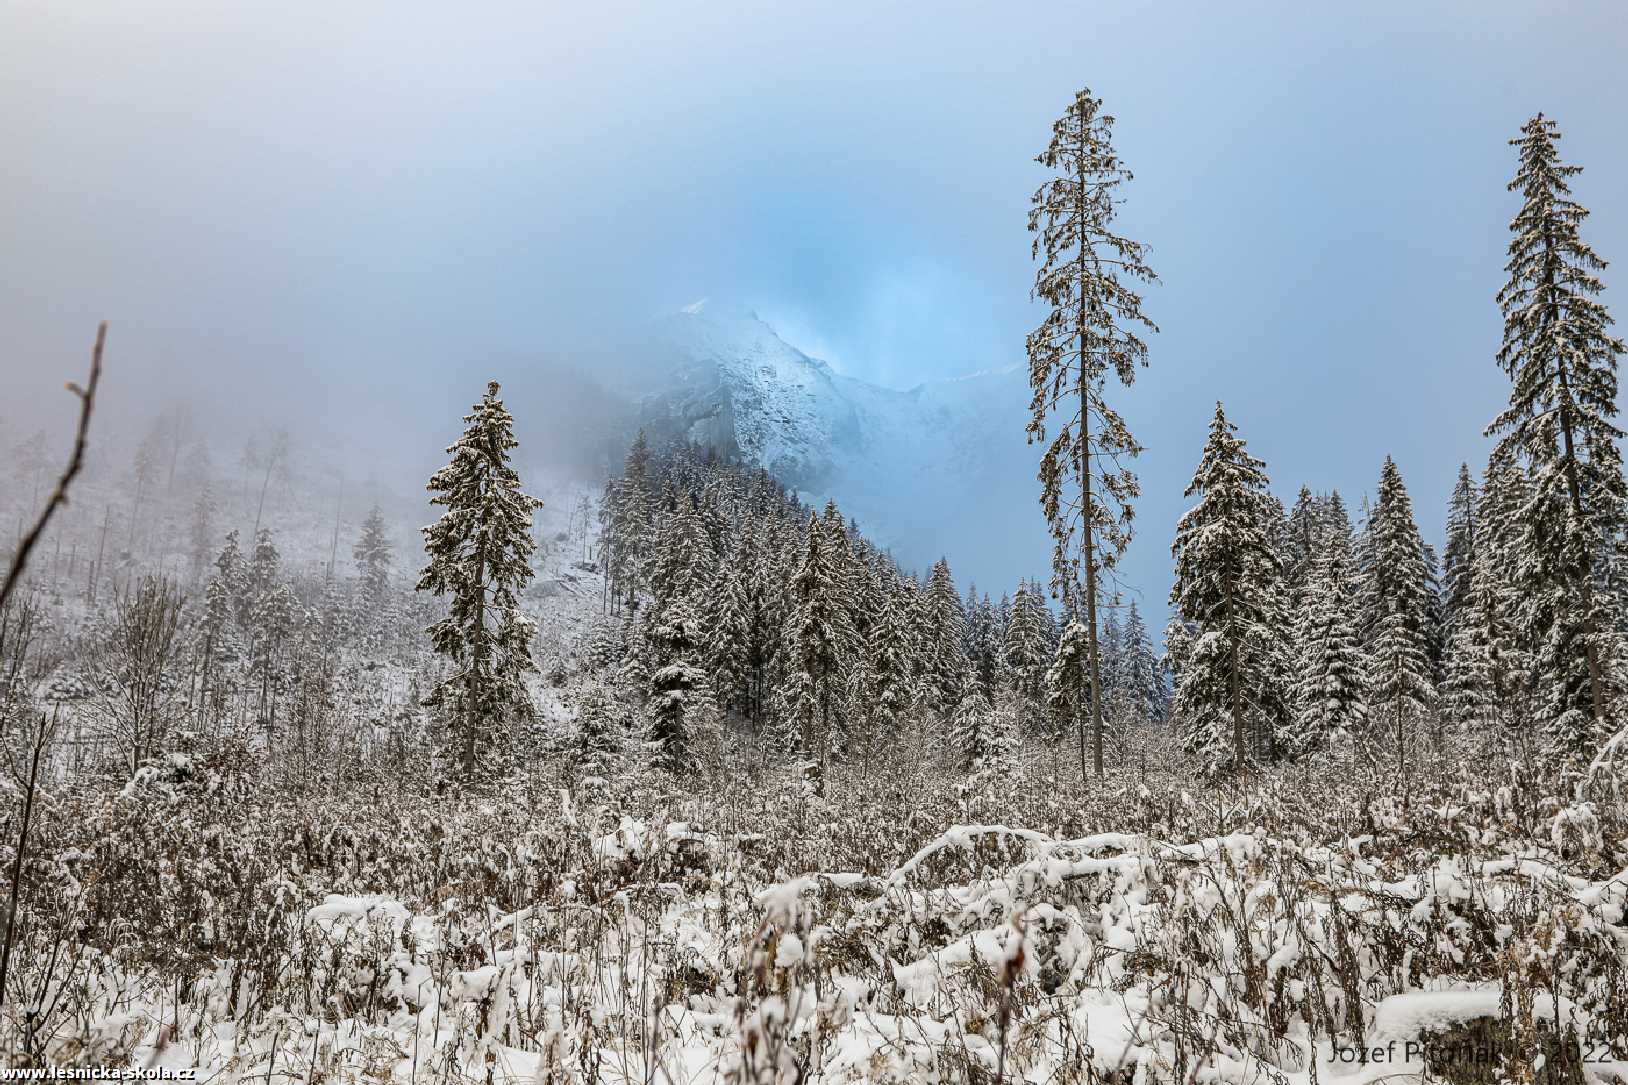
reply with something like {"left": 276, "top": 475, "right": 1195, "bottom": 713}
{"left": 634, "top": 302, "right": 1048, "bottom": 587}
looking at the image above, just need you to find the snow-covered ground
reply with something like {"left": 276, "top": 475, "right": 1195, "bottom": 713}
{"left": 39, "top": 770, "right": 1628, "bottom": 1083}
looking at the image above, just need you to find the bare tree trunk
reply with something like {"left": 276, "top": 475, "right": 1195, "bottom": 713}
{"left": 1395, "top": 664, "right": 1407, "bottom": 794}
{"left": 1226, "top": 575, "right": 1246, "bottom": 772}
{"left": 128, "top": 474, "right": 145, "bottom": 554}
{"left": 0, "top": 717, "right": 46, "bottom": 1013}
{"left": 463, "top": 491, "right": 490, "bottom": 781}
{"left": 91, "top": 505, "right": 110, "bottom": 606}
{"left": 1077, "top": 153, "right": 1105, "bottom": 782}
{"left": 327, "top": 478, "right": 344, "bottom": 583}
{"left": 166, "top": 409, "right": 184, "bottom": 489}
{"left": 253, "top": 463, "right": 273, "bottom": 543}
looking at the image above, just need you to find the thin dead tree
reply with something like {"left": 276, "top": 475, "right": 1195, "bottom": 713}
{"left": 1026, "top": 90, "right": 1158, "bottom": 781}
{"left": 0, "top": 323, "right": 104, "bottom": 1016}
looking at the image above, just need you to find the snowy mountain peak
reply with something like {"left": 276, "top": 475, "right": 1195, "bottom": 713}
{"left": 637, "top": 305, "right": 1044, "bottom": 584}
{"left": 642, "top": 303, "right": 854, "bottom": 488}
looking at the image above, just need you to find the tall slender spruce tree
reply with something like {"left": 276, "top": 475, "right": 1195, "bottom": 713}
{"left": 782, "top": 514, "right": 853, "bottom": 784}
{"left": 1293, "top": 533, "right": 1367, "bottom": 754}
{"left": 1359, "top": 458, "right": 1438, "bottom": 773}
{"left": 1476, "top": 459, "right": 1535, "bottom": 734}
{"left": 1003, "top": 580, "right": 1050, "bottom": 725}
{"left": 418, "top": 381, "right": 544, "bottom": 783}
{"left": 922, "top": 558, "right": 968, "bottom": 720}
{"left": 1119, "top": 601, "right": 1165, "bottom": 725}
{"left": 1026, "top": 87, "right": 1158, "bottom": 780}
{"left": 353, "top": 505, "right": 393, "bottom": 608}
{"left": 857, "top": 579, "right": 914, "bottom": 773}
{"left": 1441, "top": 465, "right": 1479, "bottom": 641}
{"left": 1488, "top": 113, "right": 1627, "bottom": 753}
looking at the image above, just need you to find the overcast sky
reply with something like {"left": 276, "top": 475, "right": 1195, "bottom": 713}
{"left": 3, "top": 1, "right": 1627, "bottom": 608}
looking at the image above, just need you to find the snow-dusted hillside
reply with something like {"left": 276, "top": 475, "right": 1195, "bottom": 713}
{"left": 638, "top": 302, "right": 1045, "bottom": 584}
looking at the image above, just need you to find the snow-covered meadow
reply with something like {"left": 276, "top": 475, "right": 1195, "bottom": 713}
{"left": 13, "top": 737, "right": 1628, "bottom": 1083}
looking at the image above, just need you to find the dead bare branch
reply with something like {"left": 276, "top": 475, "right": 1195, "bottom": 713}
{"left": 0, "top": 323, "right": 106, "bottom": 613}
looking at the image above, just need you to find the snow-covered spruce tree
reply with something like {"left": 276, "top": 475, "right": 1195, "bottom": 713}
{"left": 1003, "top": 579, "right": 1050, "bottom": 728}
{"left": 781, "top": 514, "right": 854, "bottom": 784}
{"left": 1487, "top": 113, "right": 1628, "bottom": 754}
{"left": 417, "top": 380, "right": 544, "bottom": 784}
{"left": 353, "top": 505, "right": 392, "bottom": 608}
{"left": 1255, "top": 494, "right": 1302, "bottom": 759}
{"left": 1283, "top": 486, "right": 1322, "bottom": 608}
{"left": 1444, "top": 612, "right": 1499, "bottom": 742}
{"left": 127, "top": 429, "right": 160, "bottom": 553}
{"left": 215, "top": 530, "right": 248, "bottom": 622}
{"left": 950, "top": 679, "right": 1009, "bottom": 775}
{"left": 568, "top": 685, "right": 627, "bottom": 783}
{"left": 247, "top": 529, "right": 281, "bottom": 610}
{"left": 1026, "top": 86, "right": 1158, "bottom": 780}
{"left": 1323, "top": 490, "right": 1355, "bottom": 552}
{"left": 1162, "top": 616, "right": 1196, "bottom": 702}
{"left": 851, "top": 534, "right": 886, "bottom": 641}
{"left": 1099, "top": 602, "right": 1124, "bottom": 714}
{"left": 707, "top": 528, "right": 758, "bottom": 724}
{"left": 1045, "top": 618, "right": 1090, "bottom": 746}
{"left": 1604, "top": 515, "right": 1628, "bottom": 636}
{"left": 818, "top": 502, "right": 865, "bottom": 750}
{"left": 601, "top": 431, "right": 653, "bottom": 612}
{"left": 988, "top": 695, "right": 1019, "bottom": 771}
{"left": 646, "top": 600, "right": 711, "bottom": 774}
{"left": 978, "top": 591, "right": 1002, "bottom": 695}
{"left": 649, "top": 487, "right": 716, "bottom": 620}
{"left": 582, "top": 615, "right": 626, "bottom": 675}
{"left": 1038, "top": 591, "right": 1061, "bottom": 658}
{"left": 195, "top": 574, "right": 232, "bottom": 726}
{"left": 237, "top": 529, "right": 280, "bottom": 654}
{"left": 1292, "top": 532, "right": 1367, "bottom": 755}
{"left": 1423, "top": 541, "right": 1449, "bottom": 692}
{"left": 746, "top": 530, "right": 784, "bottom": 727}
{"left": 822, "top": 501, "right": 863, "bottom": 639}
{"left": 1119, "top": 601, "right": 1165, "bottom": 725}
{"left": 1168, "top": 403, "right": 1287, "bottom": 773}
{"left": 249, "top": 582, "right": 297, "bottom": 736}
{"left": 1264, "top": 579, "right": 1299, "bottom": 759}
{"left": 964, "top": 587, "right": 1000, "bottom": 696}
{"left": 616, "top": 610, "right": 653, "bottom": 700}
{"left": 922, "top": 558, "right": 968, "bottom": 720}
{"left": 1358, "top": 457, "right": 1438, "bottom": 774}
{"left": 1452, "top": 458, "right": 1533, "bottom": 739}
{"left": 950, "top": 671, "right": 989, "bottom": 772}
{"left": 857, "top": 580, "right": 915, "bottom": 772}
{"left": 1262, "top": 492, "right": 1293, "bottom": 575}
{"left": 188, "top": 480, "right": 217, "bottom": 587}
{"left": 1441, "top": 464, "right": 1479, "bottom": 642}
{"left": 315, "top": 575, "right": 353, "bottom": 658}
{"left": 1354, "top": 494, "right": 1375, "bottom": 598}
